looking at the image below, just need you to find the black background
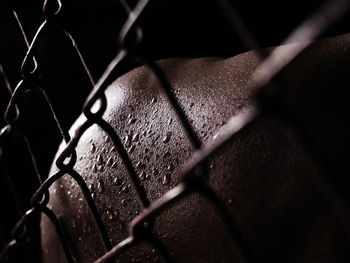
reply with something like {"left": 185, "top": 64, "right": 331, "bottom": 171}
{"left": 0, "top": 0, "right": 349, "bottom": 261}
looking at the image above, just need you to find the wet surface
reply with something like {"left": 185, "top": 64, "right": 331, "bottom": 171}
{"left": 42, "top": 34, "right": 350, "bottom": 262}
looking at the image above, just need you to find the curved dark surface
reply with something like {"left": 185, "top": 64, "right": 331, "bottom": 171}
{"left": 42, "top": 34, "right": 350, "bottom": 262}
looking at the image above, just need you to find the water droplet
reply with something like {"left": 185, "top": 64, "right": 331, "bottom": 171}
{"left": 98, "top": 165, "right": 104, "bottom": 172}
{"left": 132, "top": 133, "right": 139, "bottom": 142}
{"left": 114, "top": 177, "right": 123, "bottom": 186}
{"left": 91, "top": 193, "right": 95, "bottom": 199}
{"left": 167, "top": 118, "right": 173, "bottom": 125}
{"left": 106, "top": 156, "right": 113, "bottom": 166}
{"left": 60, "top": 184, "right": 64, "bottom": 189}
{"left": 145, "top": 173, "right": 151, "bottom": 180}
{"left": 162, "top": 174, "right": 171, "bottom": 185}
{"left": 162, "top": 132, "right": 172, "bottom": 143}
{"left": 111, "top": 161, "right": 118, "bottom": 168}
{"left": 125, "top": 135, "right": 131, "bottom": 147}
{"left": 128, "top": 118, "right": 137, "bottom": 125}
{"left": 91, "top": 143, "right": 96, "bottom": 153}
{"left": 151, "top": 97, "right": 157, "bottom": 104}
{"left": 109, "top": 146, "right": 115, "bottom": 153}
{"left": 67, "top": 190, "right": 71, "bottom": 195}
{"left": 88, "top": 183, "right": 93, "bottom": 190}
{"left": 97, "top": 181, "right": 104, "bottom": 193}
{"left": 92, "top": 163, "right": 98, "bottom": 173}
{"left": 107, "top": 209, "right": 114, "bottom": 220}
{"left": 97, "top": 154, "right": 103, "bottom": 165}
{"left": 136, "top": 162, "right": 144, "bottom": 169}
{"left": 152, "top": 168, "right": 158, "bottom": 176}
{"left": 72, "top": 219, "right": 76, "bottom": 229}
{"left": 121, "top": 199, "right": 127, "bottom": 206}
{"left": 104, "top": 135, "right": 109, "bottom": 142}
{"left": 139, "top": 171, "right": 146, "bottom": 181}
{"left": 122, "top": 185, "right": 130, "bottom": 193}
{"left": 228, "top": 199, "right": 233, "bottom": 204}
{"left": 162, "top": 136, "right": 169, "bottom": 143}
{"left": 128, "top": 145, "right": 135, "bottom": 153}
{"left": 166, "top": 164, "right": 174, "bottom": 171}
{"left": 78, "top": 236, "right": 82, "bottom": 241}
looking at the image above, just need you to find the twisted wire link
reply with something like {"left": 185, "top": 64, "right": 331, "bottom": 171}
{"left": 13, "top": 5, "right": 114, "bottom": 252}
{"left": 2, "top": 0, "right": 170, "bottom": 261}
{"left": 219, "top": 0, "right": 350, "bottom": 237}
{"left": 95, "top": 0, "right": 350, "bottom": 262}
{"left": 0, "top": 65, "right": 12, "bottom": 95}
{"left": 252, "top": 0, "right": 350, "bottom": 236}
{"left": 40, "top": 205, "right": 74, "bottom": 263}
{"left": 52, "top": 0, "right": 176, "bottom": 260}
{"left": 0, "top": 0, "right": 349, "bottom": 262}
{"left": 0, "top": 0, "right": 100, "bottom": 261}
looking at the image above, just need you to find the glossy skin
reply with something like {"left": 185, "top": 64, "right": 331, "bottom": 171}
{"left": 41, "top": 33, "right": 350, "bottom": 262}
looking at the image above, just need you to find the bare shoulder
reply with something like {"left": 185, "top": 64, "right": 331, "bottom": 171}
{"left": 109, "top": 31, "right": 350, "bottom": 101}
{"left": 42, "top": 32, "right": 350, "bottom": 263}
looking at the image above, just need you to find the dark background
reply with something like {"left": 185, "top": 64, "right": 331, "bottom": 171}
{"left": 0, "top": 0, "right": 349, "bottom": 262}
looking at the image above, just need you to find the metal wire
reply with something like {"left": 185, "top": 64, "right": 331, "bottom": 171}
{"left": 0, "top": 0, "right": 349, "bottom": 262}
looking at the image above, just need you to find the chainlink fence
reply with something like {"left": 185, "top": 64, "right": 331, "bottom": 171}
{"left": 0, "top": 0, "right": 350, "bottom": 262}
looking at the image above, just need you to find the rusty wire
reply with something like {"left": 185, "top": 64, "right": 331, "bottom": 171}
{"left": 0, "top": 0, "right": 350, "bottom": 262}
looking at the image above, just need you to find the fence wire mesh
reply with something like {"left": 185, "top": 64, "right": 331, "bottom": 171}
{"left": 0, "top": 0, "right": 350, "bottom": 262}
